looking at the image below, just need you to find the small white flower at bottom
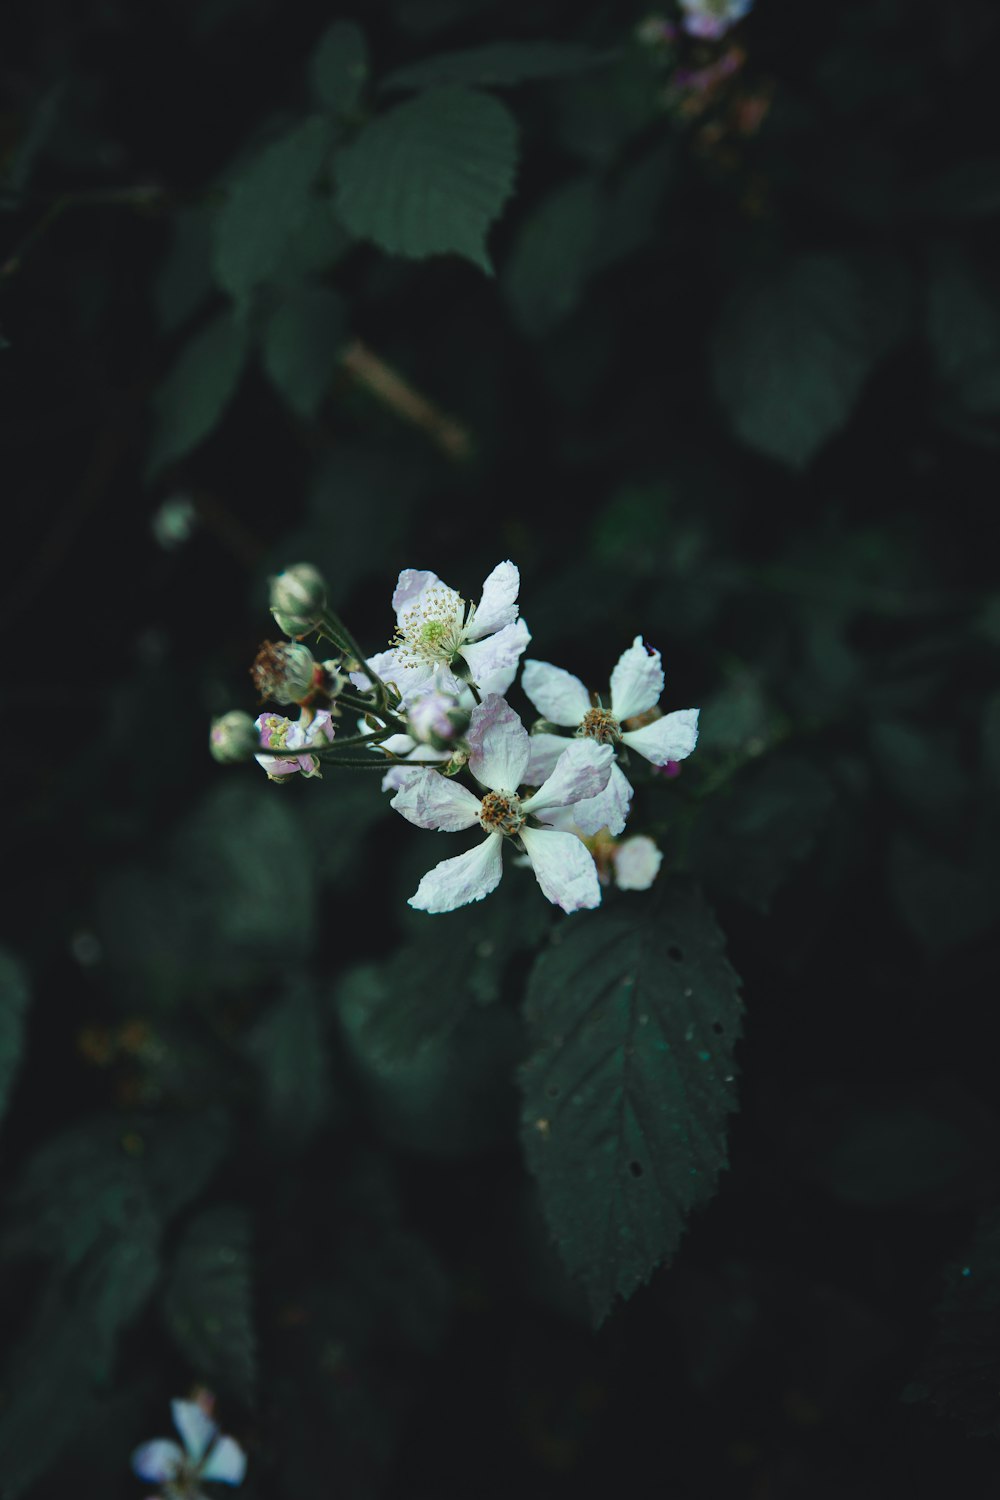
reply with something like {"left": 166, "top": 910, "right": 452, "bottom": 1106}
{"left": 390, "top": 695, "right": 614, "bottom": 914}
{"left": 132, "top": 1394, "right": 246, "bottom": 1497}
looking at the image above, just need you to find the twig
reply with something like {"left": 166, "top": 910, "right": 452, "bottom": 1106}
{"left": 340, "top": 338, "right": 474, "bottom": 462}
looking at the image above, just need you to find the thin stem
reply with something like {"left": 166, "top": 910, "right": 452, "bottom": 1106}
{"left": 340, "top": 339, "right": 473, "bottom": 462}
{"left": 1, "top": 184, "right": 165, "bottom": 278}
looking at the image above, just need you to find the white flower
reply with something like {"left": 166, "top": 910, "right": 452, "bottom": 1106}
{"left": 355, "top": 561, "right": 530, "bottom": 705}
{"left": 612, "top": 834, "right": 663, "bottom": 891}
{"left": 390, "top": 695, "right": 615, "bottom": 914}
{"left": 132, "top": 1396, "right": 246, "bottom": 1496}
{"left": 521, "top": 637, "right": 699, "bottom": 836}
{"left": 678, "top": 0, "right": 752, "bottom": 40}
{"left": 254, "top": 708, "right": 335, "bottom": 780}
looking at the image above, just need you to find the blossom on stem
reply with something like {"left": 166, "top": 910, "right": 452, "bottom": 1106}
{"left": 522, "top": 637, "right": 699, "bottom": 835}
{"left": 254, "top": 709, "right": 335, "bottom": 780}
{"left": 269, "top": 562, "right": 327, "bottom": 638}
{"left": 132, "top": 1394, "right": 246, "bottom": 1498}
{"left": 355, "top": 561, "right": 530, "bottom": 705}
{"left": 678, "top": 0, "right": 753, "bottom": 41}
{"left": 251, "top": 641, "right": 320, "bottom": 705}
{"left": 390, "top": 695, "right": 614, "bottom": 913}
{"left": 209, "top": 711, "right": 259, "bottom": 765}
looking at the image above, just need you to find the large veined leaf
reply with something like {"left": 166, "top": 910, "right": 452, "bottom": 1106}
{"left": 163, "top": 1204, "right": 257, "bottom": 1403}
{"left": 381, "top": 41, "right": 606, "bottom": 92}
{"left": 147, "top": 308, "right": 249, "bottom": 476}
{"left": 0, "top": 947, "right": 30, "bottom": 1130}
{"left": 712, "top": 254, "right": 884, "bottom": 468}
{"left": 520, "top": 882, "right": 742, "bottom": 1324}
{"left": 213, "top": 116, "right": 335, "bottom": 303}
{"left": 334, "top": 86, "right": 518, "bottom": 273}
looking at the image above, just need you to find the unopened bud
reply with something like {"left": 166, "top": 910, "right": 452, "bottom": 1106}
{"left": 408, "top": 691, "right": 470, "bottom": 749}
{"left": 251, "top": 641, "right": 319, "bottom": 705}
{"left": 210, "top": 710, "right": 259, "bottom": 764}
{"left": 270, "top": 563, "right": 327, "bottom": 637}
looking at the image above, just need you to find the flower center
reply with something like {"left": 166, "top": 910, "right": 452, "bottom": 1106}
{"left": 479, "top": 790, "right": 525, "bottom": 835}
{"left": 578, "top": 706, "right": 621, "bottom": 744}
{"left": 258, "top": 714, "right": 290, "bottom": 750}
{"left": 394, "top": 587, "right": 467, "bottom": 667}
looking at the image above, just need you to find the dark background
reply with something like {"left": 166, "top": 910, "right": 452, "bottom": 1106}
{"left": 2, "top": 1, "right": 999, "bottom": 1496}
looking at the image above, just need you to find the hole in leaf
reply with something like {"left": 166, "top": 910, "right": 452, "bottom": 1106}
{"left": 628, "top": 1160, "right": 643, "bottom": 1179}
{"left": 712, "top": 1021, "right": 724, "bottom": 1035}
{"left": 545, "top": 1084, "right": 560, "bottom": 1099}
{"left": 667, "top": 945, "right": 684, "bottom": 961}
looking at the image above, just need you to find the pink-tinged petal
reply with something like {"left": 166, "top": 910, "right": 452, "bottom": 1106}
{"left": 613, "top": 835, "right": 663, "bottom": 891}
{"left": 459, "top": 619, "right": 531, "bottom": 696}
{"left": 172, "top": 1400, "right": 218, "bottom": 1463}
{"left": 390, "top": 768, "right": 482, "bottom": 831}
{"left": 609, "top": 636, "right": 664, "bottom": 722}
{"left": 255, "top": 753, "right": 317, "bottom": 780}
{"left": 391, "top": 568, "right": 441, "bottom": 621}
{"left": 520, "top": 827, "right": 602, "bottom": 912}
{"left": 521, "top": 659, "right": 590, "bottom": 727}
{"left": 467, "top": 694, "right": 530, "bottom": 792}
{"left": 409, "top": 832, "right": 504, "bottom": 913}
{"left": 199, "top": 1436, "right": 247, "bottom": 1485}
{"left": 572, "top": 763, "right": 634, "bottom": 837}
{"left": 621, "top": 707, "right": 699, "bottom": 766}
{"left": 522, "top": 740, "right": 614, "bottom": 816}
{"left": 132, "top": 1439, "right": 185, "bottom": 1483}
{"left": 524, "top": 732, "right": 569, "bottom": 788}
{"left": 467, "top": 560, "right": 520, "bottom": 640}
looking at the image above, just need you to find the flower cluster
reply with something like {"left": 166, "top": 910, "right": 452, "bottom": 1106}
{"left": 211, "top": 560, "right": 699, "bottom": 914}
{"left": 132, "top": 1393, "right": 246, "bottom": 1499}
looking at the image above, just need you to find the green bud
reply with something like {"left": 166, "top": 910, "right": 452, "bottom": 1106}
{"left": 270, "top": 563, "right": 327, "bottom": 637}
{"left": 210, "top": 710, "right": 259, "bottom": 764}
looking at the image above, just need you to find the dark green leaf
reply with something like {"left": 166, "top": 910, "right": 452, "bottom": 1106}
{"left": 213, "top": 116, "right": 335, "bottom": 302}
{"left": 163, "top": 1204, "right": 257, "bottom": 1402}
{"left": 503, "top": 176, "right": 601, "bottom": 336}
{"left": 334, "top": 86, "right": 518, "bottom": 273}
{"left": 147, "top": 308, "right": 249, "bottom": 475}
{"left": 712, "top": 254, "right": 882, "bottom": 468}
{"left": 0, "top": 947, "right": 30, "bottom": 1130}
{"left": 261, "top": 282, "right": 348, "bottom": 419}
{"left": 520, "top": 882, "right": 743, "bottom": 1324}
{"left": 245, "top": 979, "right": 331, "bottom": 1148}
{"left": 310, "top": 21, "right": 369, "bottom": 115}
{"left": 382, "top": 41, "right": 607, "bottom": 92}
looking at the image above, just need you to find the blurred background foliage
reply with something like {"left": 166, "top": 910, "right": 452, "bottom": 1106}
{"left": 1, "top": 0, "right": 999, "bottom": 1495}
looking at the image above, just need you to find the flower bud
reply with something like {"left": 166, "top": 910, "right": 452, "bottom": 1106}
{"left": 270, "top": 563, "right": 327, "bottom": 637}
{"left": 251, "top": 641, "right": 319, "bottom": 705}
{"left": 612, "top": 835, "right": 663, "bottom": 891}
{"left": 408, "top": 691, "right": 470, "bottom": 749}
{"left": 209, "top": 710, "right": 259, "bottom": 764}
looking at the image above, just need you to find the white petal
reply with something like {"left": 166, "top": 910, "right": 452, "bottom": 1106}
{"left": 172, "top": 1400, "right": 217, "bottom": 1463}
{"left": 390, "top": 768, "right": 482, "bottom": 831}
{"left": 391, "top": 568, "right": 440, "bottom": 621}
{"left": 571, "top": 763, "right": 634, "bottom": 837}
{"left": 613, "top": 835, "right": 663, "bottom": 891}
{"left": 521, "top": 659, "right": 590, "bottom": 726}
{"left": 522, "top": 739, "right": 614, "bottom": 816}
{"left": 467, "top": 694, "right": 530, "bottom": 792}
{"left": 409, "top": 832, "right": 504, "bottom": 912}
{"left": 131, "top": 1440, "right": 185, "bottom": 1483}
{"left": 521, "top": 827, "right": 602, "bottom": 912}
{"left": 459, "top": 618, "right": 531, "bottom": 695}
{"left": 348, "top": 648, "right": 395, "bottom": 693}
{"left": 621, "top": 707, "right": 699, "bottom": 766}
{"left": 200, "top": 1436, "right": 248, "bottom": 1485}
{"left": 609, "top": 636, "right": 664, "bottom": 722}
{"left": 467, "top": 560, "right": 520, "bottom": 640}
{"left": 524, "top": 732, "right": 570, "bottom": 788}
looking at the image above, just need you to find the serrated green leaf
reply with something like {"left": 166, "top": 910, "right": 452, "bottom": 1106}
{"left": 261, "top": 282, "right": 347, "bottom": 419}
{"left": 310, "top": 21, "right": 369, "bottom": 115}
{"left": 382, "top": 40, "right": 606, "bottom": 92}
{"left": 0, "top": 947, "right": 30, "bottom": 1130}
{"left": 147, "top": 309, "right": 249, "bottom": 476}
{"left": 163, "top": 1204, "right": 257, "bottom": 1402}
{"left": 334, "top": 86, "right": 518, "bottom": 273}
{"left": 504, "top": 176, "right": 601, "bottom": 336}
{"left": 712, "top": 254, "right": 882, "bottom": 468}
{"left": 213, "top": 115, "right": 335, "bottom": 302}
{"left": 519, "top": 883, "right": 743, "bottom": 1324}
{"left": 245, "top": 980, "right": 330, "bottom": 1147}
